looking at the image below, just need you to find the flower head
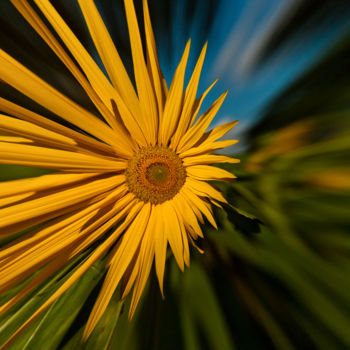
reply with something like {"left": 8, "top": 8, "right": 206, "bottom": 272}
{"left": 0, "top": 0, "right": 238, "bottom": 344}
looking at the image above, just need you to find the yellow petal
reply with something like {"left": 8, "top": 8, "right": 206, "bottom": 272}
{"left": 185, "top": 177, "right": 227, "bottom": 203}
{"left": 1, "top": 207, "right": 141, "bottom": 349}
{"left": 0, "top": 172, "right": 99, "bottom": 199}
{"left": 143, "top": 0, "right": 165, "bottom": 115}
{"left": 124, "top": 0, "right": 158, "bottom": 144}
{"left": 33, "top": 0, "right": 130, "bottom": 122}
{"left": 171, "top": 43, "right": 207, "bottom": 149}
{"left": 0, "top": 175, "right": 122, "bottom": 232}
{"left": 0, "top": 253, "right": 69, "bottom": 316}
{"left": 172, "top": 196, "right": 190, "bottom": 267}
{"left": 69, "top": 192, "right": 136, "bottom": 257}
{"left": 77, "top": 0, "right": 140, "bottom": 117}
{"left": 186, "top": 165, "right": 237, "bottom": 182}
{"left": 159, "top": 40, "right": 191, "bottom": 146}
{"left": 0, "top": 184, "right": 124, "bottom": 263}
{"left": 161, "top": 201, "right": 184, "bottom": 271}
{"left": 83, "top": 202, "right": 150, "bottom": 339}
{"left": 154, "top": 205, "right": 167, "bottom": 296}
{"left": 0, "top": 193, "right": 35, "bottom": 208}
{"left": 0, "top": 49, "right": 130, "bottom": 156}
{"left": 205, "top": 120, "right": 238, "bottom": 143}
{"left": 181, "top": 187, "right": 217, "bottom": 229}
{"left": 10, "top": 0, "right": 131, "bottom": 137}
{"left": 0, "top": 136, "right": 32, "bottom": 143}
{"left": 183, "top": 154, "right": 240, "bottom": 166}
{"left": 128, "top": 204, "right": 158, "bottom": 318}
{"left": 0, "top": 97, "right": 115, "bottom": 156}
{"left": 179, "top": 139, "right": 239, "bottom": 158}
{"left": 0, "top": 188, "right": 131, "bottom": 298}
{"left": 0, "top": 142, "right": 126, "bottom": 172}
{"left": 177, "top": 91, "right": 228, "bottom": 152}
{"left": 0, "top": 114, "right": 77, "bottom": 149}
{"left": 177, "top": 191, "right": 203, "bottom": 238}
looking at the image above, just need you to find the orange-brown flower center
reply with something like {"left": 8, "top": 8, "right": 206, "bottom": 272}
{"left": 125, "top": 146, "right": 186, "bottom": 204}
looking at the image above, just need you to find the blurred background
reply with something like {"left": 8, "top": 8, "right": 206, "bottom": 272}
{"left": 1, "top": 0, "right": 350, "bottom": 349}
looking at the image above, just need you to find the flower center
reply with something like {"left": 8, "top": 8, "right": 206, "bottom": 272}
{"left": 126, "top": 146, "right": 186, "bottom": 204}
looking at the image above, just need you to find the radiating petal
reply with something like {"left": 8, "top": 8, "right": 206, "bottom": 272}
{"left": 177, "top": 91, "right": 228, "bottom": 152}
{"left": 0, "top": 97, "right": 115, "bottom": 155}
{"left": 0, "top": 175, "right": 122, "bottom": 232}
{"left": 172, "top": 196, "right": 190, "bottom": 267}
{"left": 181, "top": 186, "right": 217, "bottom": 229}
{"left": 0, "top": 49, "right": 131, "bottom": 156}
{"left": 1, "top": 201, "right": 143, "bottom": 349}
{"left": 204, "top": 120, "right": 238, "bottom": 143}
{"left": 33, "top": 0, "right": 131, "bottom": 122}
{"left": 159, "top": 40, "right": 191, "bottom": 146}
{"left": 0, "top": 114, "right": 76, "bottom": 149}
{"left": 154, "top": 205, "right": 167, "bottom": 295}
{"left": 179, "top": 139, "right": 239, "bottom": 158}
{"left": 161, "top": 201, "right": 185, "bottom": 271}
{"left": 124, "top": 0, "right": 158, "bottom": 144}
{"left": 171, "top": 43, "right": 207, "bottom": 149}
{"left": 186, "top": 165, "right": 237, "bottom": 182}
{"left": 10, "top": 0, "right": 133, "bottom": 139}
{"left": 77, "top": 0, "right": 140, "bottom": 117}
{"left": 143, "top": 0, "right": 165, "bottom": 115}
{"left": 0, "top": 142, "right": 126, "bottom": 172}
{"left": 128, "top": 204, "right": 157, "bottom": 317}
{"left": 183, "top": 154, "right": 240, "bottom": 166}
{"left": 84, "top": 202, "right": 151, "bottom": 339}
{"left": 185, "top": 177, "right": 227, "bottom": 203}
{"left": 0, "top": 172, "right": 99, "bottom": 199}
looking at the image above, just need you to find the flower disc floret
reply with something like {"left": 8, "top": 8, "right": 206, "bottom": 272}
{"left": 126, "top": 146, "right": 186, "bottom": 204}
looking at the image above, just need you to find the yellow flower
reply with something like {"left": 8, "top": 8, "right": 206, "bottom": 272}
{"left": 0, "top": 0, "right": 238, "bottom": 344}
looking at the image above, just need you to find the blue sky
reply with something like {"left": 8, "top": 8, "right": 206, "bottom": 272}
{"left": 158, "top": 0, "right": 350, "bottom": 139}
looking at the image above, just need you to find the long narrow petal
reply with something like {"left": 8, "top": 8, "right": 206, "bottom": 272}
{"left": 143, "top": 0, "right": 165, "bottom": 115}
{"left": 0, "top": 142, "right": 126, "bottom": 172}
{"left": 128, "top": 204, "right": 157, "bottom": 317}
{"left": 186, "top": 165, "right": 237, "bottom": 182}
{"left": 83, "top": 202, "right": 150, "bottom": 339}
{"left": 205, "top": 120, "right": 238, "bottom": 143}
{"left": 33, "top": 0, "right": 130, "bottom": 120}
{"left": 154, "top": 205, "right": 167, "bottom": 295}
{"left": 0, "top": 183, "right": 124, "bottom": 262}
{"left": 0, "top": 175, "right": 121, "bottom": 231}
{"left": 172, "top": 197, "right": 190, "bottom": 267}
{"left": 69, "top": 192, "right": 136, "bottom": 257}
{"left": 0, "top": 191, "right": 137, "bottom": 300}
{"left": 181, "top": 187, "right": 217, "bottom": 229}
{"left": 0, "top": 98, "right": 115, "bottom": 156}
{"left": 0, "top": 172, "right": 99, "bottom": 199}
{"left": 185, "top": 177, "right": 227, "bottom": 203}
{"left": 0, "top": 253, "right": 70, "bottom": 316}
{"left": 177, "top": 91, "right": 228, "bottom": 152}
{"left": 159, "top": 40, "right": 191, "bottom": 146}
{"left": 171, "top": 43, "right": 207, "bottom": 148}
{"left": 177, "top": 191, "right": 203, "bottom": 238}
{"left": 179, "top": 139, "right": 239, "bottom": 158}
{"left": 0, "top": 114, "right": 77, "bottom": 149}
{"left": 0, "top": 191, "right": 106, "bottom": 238}
{"left": 10, "top": 0, "right": 132, "bottom": 138}
{"left": 124, "top": 0, "right": 158, "bottom": 144}
{"left": 77, "top": 0, "right": 140, "bottom": 118}
{"left": 183, "top": 154, "right": 240, "bottom": 166}
{"left": 0, "top": 49, "right": 131, "bottom": 155}
{"left": 162, "top": 201, "right": 184, "bottom": 271}
{"left": 22, "top": 0, "right": 144, "bottom": 148}
{"left": 0, "top": 202, "right": 143, "bottom": 349}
